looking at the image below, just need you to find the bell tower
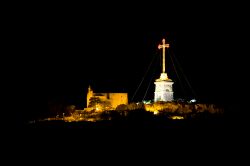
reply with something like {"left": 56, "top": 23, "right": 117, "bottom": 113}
{"left": 87, "top": 85, "right": 93, "bottom": 107}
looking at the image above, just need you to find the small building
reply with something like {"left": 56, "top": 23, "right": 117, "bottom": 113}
{"left": 86, "top": 85, "right": 128, "bottom": 110}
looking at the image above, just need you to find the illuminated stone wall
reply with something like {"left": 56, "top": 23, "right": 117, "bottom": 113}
{"left": 109, "top": 93, "right": 128, "bottom": 109}
{"left": 86, "top": 86, "right": 128, "bottom": 109}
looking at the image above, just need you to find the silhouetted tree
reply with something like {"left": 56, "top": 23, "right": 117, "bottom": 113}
{"left": 88, "top": 97, "right": 101, "bottom": 108}
{"left": 64, "top": 105, "right": 75, "bottom": 116}
{"left": 116, "top": 104, "right": 128, "bottom": 111}
{"left": 100, "top": 100, "right": 112, "bottom": 110}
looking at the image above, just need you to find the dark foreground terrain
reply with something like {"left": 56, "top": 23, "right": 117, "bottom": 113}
{"left": 26, "top": 118, "right": 225, "bottom": 130}
{"left": 8, "top": 113, "right": 249, "bottom": 165}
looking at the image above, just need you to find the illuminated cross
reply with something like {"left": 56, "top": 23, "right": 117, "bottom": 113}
{"left": 158, "top": 38, "right": 170, "bottom": 73}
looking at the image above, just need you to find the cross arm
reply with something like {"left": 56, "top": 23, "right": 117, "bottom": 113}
{"left": 158, "top": 44, "right": 170, "bottom": 49}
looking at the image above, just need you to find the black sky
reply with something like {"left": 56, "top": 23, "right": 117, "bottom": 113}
{"left": 15, "top": 3, "right": 249, "bottom": 120}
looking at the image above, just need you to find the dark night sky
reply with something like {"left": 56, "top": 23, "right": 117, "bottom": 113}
{"left": 15, "top": 3, "right": 248, "bottom": 120}
{"left": 43, "top": 9, "right": 246, "bottom": 103}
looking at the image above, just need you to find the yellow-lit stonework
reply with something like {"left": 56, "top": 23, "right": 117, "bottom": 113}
{"left": 87, "top": 85, "right": 128, "bottom": 110}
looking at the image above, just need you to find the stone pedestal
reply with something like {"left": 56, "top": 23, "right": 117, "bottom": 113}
{"left": 154, "top": 73, "right": 174, "bottom": 102}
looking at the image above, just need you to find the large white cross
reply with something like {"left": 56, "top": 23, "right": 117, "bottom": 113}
{"left": 158, "top": 38, "right": 170, "bottom": 73}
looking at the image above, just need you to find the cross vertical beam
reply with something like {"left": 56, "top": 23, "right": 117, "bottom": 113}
{"left": 158, "top": 39, "right": 170, "bottom": 73}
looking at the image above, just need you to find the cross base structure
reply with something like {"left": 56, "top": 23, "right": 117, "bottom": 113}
{"left": 154, "top": 38, "right": 174, "bottom": 102}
